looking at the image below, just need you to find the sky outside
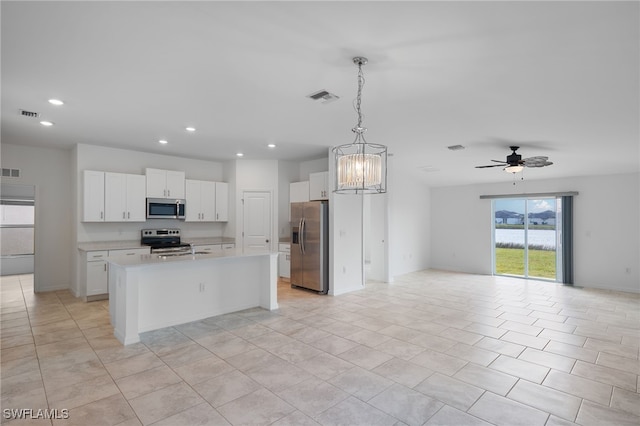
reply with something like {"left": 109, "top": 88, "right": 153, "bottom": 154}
{"left": 495, "top": 198, "right": 556, "bottom": 214}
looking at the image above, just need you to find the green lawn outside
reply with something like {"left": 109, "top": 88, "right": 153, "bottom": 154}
{"left": 495, "top": 247, "right": 556, "bottom": 279}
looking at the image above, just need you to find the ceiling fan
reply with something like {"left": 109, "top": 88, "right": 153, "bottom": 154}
{"left": 475, "top": 146, "right": 553, "bottom": 173}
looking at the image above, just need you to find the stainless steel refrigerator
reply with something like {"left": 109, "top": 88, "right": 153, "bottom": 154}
{"left": 290, "top": 201, "right": 328, "bottom": 294}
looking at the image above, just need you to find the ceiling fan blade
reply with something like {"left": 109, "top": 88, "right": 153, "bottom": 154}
{"left": 475, "top": 164, "right": 506, "bottom": 168}
{"left": 523, "top": 156, "right": 552, "bottom": 167}
{"left": 490, "top": 159, "right": 506, "bottom": 163}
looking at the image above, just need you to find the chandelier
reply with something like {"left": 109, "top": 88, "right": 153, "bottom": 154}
{"left": 333, "top": 57, "right": 387, "bottom": 194}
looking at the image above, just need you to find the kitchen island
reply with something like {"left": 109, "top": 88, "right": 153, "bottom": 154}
{"left": 108, "top": 248, "right": 278, "bottom": 345}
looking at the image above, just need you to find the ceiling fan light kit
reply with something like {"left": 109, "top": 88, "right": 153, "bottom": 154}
{"left": 333, "top": 57, "right": 387, "bottom": 194}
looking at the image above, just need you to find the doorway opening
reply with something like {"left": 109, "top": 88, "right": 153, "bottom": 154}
{"left": 1, "top": 184, "right": 36, "bottom": 277}
{"left": 492, "top": 197, "right": 562, "bottom": 281}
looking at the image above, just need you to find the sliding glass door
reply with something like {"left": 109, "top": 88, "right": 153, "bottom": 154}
{"left": 493, "top": 198, "right": 559, "bottom": 280}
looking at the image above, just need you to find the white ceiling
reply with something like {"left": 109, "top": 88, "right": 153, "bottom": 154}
{"left": 2, "top": 1, "right": 638, "bottom": 187}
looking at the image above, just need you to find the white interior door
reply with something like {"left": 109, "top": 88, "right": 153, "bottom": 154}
{"left": 242, "top": 191, "right": 272, "bottom": 252}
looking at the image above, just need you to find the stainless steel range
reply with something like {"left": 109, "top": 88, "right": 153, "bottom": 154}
{"left": 141, "top": 229, "right": 192, "bottom": 255}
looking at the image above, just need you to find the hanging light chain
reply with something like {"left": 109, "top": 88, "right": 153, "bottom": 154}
{"left": 353, "top": 57, "right": 367, "bottom": 135}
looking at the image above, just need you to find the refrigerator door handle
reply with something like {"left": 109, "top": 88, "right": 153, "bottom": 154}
{"left": 300, "top": 218, "right": 306, "bottom": 254}
{"left": 298, "top": 218, "right": 304, "bottom": 254}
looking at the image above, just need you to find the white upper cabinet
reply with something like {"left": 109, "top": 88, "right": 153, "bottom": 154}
{"left": 126, "top": 174, "right": 147, "bottom": 221}
{"left": 290, "top": 181, "right": 310, "bottom": 203}
{"left": 185, "top": 179, "right": 226, "bottom": 222}
{"left": 185, "top": 179, "right": 215, "bottom": 222}
{"left": 309, "top": 171, "right": 329, "bottom": 200}
{"left": 83, "top": 171, "right": 145, "bottom": 222}
{"left": 83, "top": 170, "right": 105, "bottom": 222}
{"left": 215, "top": 182, "right": 228, "bottom": 222}
{"left": 104, "top": 172, "right": 146, "bottom": 222}
{"left": 145, "top": 168, "right": 185, "bottom": 199}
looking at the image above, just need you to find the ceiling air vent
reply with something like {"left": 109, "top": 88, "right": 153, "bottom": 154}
{"left": 307, "top": 90, "right": 339, "bottom": 104}
{"left": 1, "top": 168, "right": 21, "bottom": 178}
{"left": 19, "top": 109, "right": 40, "bottom": 118}
{"left": 447, "top": 145, "right": 465, "bottom": 151}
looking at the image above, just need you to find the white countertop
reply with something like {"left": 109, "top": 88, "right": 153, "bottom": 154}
{"left": 78, "top": 237, "right": 235, "bottom": 252}
{"left": 78, "top": 240, "right": 146, "bottom": 252}
{"left": 107, "top": 248, "right": 276, "bottom": 268}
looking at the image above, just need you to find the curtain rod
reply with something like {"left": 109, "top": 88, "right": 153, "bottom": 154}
{"left": 479, "top": 191, "right": 579, "bottom": 200}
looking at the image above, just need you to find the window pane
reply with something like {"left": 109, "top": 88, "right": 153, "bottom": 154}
{"left": 494, "top": 199, "right": 525, "bottom": 276}
{"left": 527, "top": 199, "right": 556, "bottom": 279}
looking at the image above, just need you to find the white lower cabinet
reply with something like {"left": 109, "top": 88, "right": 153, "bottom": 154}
{"left": 83, "top": 248, "right": 150, "bottom": 300}
{"left": 84, "top": 251, "right": 108, "bottom": 297}
{"left": 278, "top": 243, "right": 290, "bottom": 278}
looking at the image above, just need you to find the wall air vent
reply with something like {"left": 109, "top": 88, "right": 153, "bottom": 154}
{"left": 19, "top": 109, "right": 40, "bottom": 118}
{"left": 1, "top": 168, "right": 21, "bottom": 178}
{"left": 307, "top": 90, "right": 339, "bottom": 104}
{"left": 447, "top": 145, "right": 465, "bottom": 151}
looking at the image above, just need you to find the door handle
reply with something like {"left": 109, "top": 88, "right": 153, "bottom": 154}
{"left": 266, "top": 239, "right": 269, "bottom": 243}
{"left": 300, "top": 218, "right": 306, "bottom": 254}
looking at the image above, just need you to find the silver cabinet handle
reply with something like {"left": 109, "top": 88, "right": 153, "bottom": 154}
{"left": 100, "top": 211, "right": 103, "bottom": 219}
{"left": 128, "top": 212, "right": 130, "bottom": 219}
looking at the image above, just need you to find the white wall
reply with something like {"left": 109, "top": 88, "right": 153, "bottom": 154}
{"left": 277, "top": 160, "right": 299, "bottom": 240}
{"left": 387, "top": 160, "right": 432, "bottom": 279}
{"left": 299, "top": 157, "right": 329, "bottom": 181}
{"left": 1, "top": 144, "right": 73, "bottom": 292}
{"left": 430, "top": 173, "right": 640, "bottom": 293}
{"left": 75, "top": 144, "right": 227, "bottom": 243}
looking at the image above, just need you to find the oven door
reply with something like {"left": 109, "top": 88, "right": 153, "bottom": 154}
{"left": 146, "top": 198, "right": 186, "bottom": 219}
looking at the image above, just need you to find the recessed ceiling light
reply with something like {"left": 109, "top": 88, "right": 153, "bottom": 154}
{"left": 236, "top": 152, "right": 244, "bottom": 157}
{"left": 185, "top": 127, "right": 196, "bottom": 132}
{"left": 40, "top": 121, "right": 54, "bottom": 126}
{"left": 158, "top": 139, "right": 168, "bottom": 145}
{"left": 48, "top": 99, "right": 64, "bottom": 106}
{"left": 267, "top": 144, "right": 276, "bottom": 148}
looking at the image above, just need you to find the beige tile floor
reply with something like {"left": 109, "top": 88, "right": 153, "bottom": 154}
{"left": 1, "top": 271, "right": 639, "bottom": 426}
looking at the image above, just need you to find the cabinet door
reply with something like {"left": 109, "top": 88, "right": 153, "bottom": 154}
{"left": 185, "top": 179, "right": 202, "bottom": 222}
{"left": 86, "top": 261, "right": 108, "bottom": 296}
{"left": 144, "top": 169, "right": 167, "bottom": 198}
{"left": 83, "top": 170, "right": 105, "bottom": 222}
{"left": 126, "top": 174, "right": 146, "bottom": 221}
{"left": 145, "top": 168, "right": 167, "bottom": 198}
{"left": 104, "top": 172, "right": 127, "bottom": 222}
{"left": 290, "top": 181, "right": 310, "bottom": 203}
{"left": 309, "top": 172, "right": 329, "bottom": 200}
{"left": 201, "top": 181, "right": 216, "bottom": 221}
{"left": 165, "top": 170, "right": 185, "bottom": 199}
{"left": 214, "top": 182, "right": 228, "bottom": 221}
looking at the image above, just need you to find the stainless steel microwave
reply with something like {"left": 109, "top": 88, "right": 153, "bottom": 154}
{"left": 146, "top": 198, "right": 186, "bottom": 220}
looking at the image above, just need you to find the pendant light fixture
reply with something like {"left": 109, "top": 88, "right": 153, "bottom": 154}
{"left": 333, "top": 57, "right": 387, "bottom": 194}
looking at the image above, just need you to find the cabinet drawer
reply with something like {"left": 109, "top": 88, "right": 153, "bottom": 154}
{"left": 87, "top": 251, "right": 108, "bottom": 261}
{"left": 278, "top": 243, "right": 290, "bottom": 253}
{"left": 194, "top": 245, "right": 218, "bottom": 252}
{"left": 108, "top": 248, "right": 150, "bottom": 257}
